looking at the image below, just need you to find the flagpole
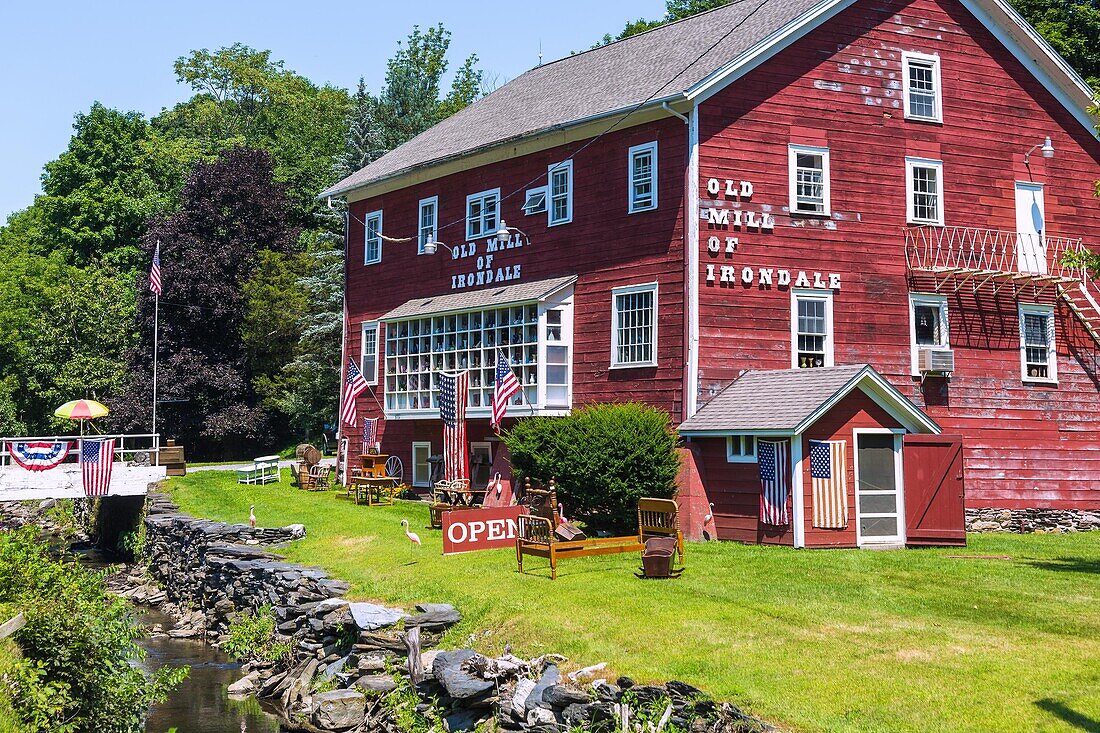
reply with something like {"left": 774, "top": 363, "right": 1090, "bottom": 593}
{"left": 152, "top": 291, "right": 159, "bottom": 454}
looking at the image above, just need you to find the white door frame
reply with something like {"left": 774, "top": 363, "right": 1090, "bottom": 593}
{"left": 853, "top": 428, "right": 907, "bottom": 547}
{"left": 411, "top": 441, "right": 432, "bottom": 487}
{"left": 1015, "top": 181, "right": 1046, "bottom": 275}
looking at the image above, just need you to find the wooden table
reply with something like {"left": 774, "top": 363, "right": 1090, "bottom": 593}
{"left": 359, "top": 454, "right": 388, "bottom": 477}
{"left": 350, "top": 475, "right": 398, "bottom": 505}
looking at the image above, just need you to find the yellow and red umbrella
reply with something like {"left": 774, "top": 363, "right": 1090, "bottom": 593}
{"left": 54, "top": 400, "right": 110, "bottom": 435}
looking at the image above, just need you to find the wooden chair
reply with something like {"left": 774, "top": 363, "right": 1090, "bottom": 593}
{"left": 520, "top": 477, "right": 560, "bottom": 525}
{"left": 307, "top": 464, "right": 332, "bottom": 491}
{"left": 638, "top": 497, "right": 685, "bottom": 566}
{"left": 296, "top": 462, "right": 316, "bottom": 490}
{"left": 429, "top": 480, "right": 454, "bottom": 529}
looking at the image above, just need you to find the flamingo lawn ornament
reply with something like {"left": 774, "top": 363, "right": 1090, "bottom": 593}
{"left": 702, "top": 502, "right": 715, "bottom": 541}
{"left": 401, "top": 519, "right": 421, "bottom": 547}
{"left": 249, "top": 505, "right": 256, "bottom": 529}
{"left": 558, "top": 502, "right": 568, "bottom": 525}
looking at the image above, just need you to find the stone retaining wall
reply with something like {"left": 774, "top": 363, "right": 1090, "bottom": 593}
{"left": 966, "top": 508, "right": 1100, "bottom": 533}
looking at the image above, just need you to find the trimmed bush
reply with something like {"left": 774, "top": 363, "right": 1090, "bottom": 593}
{"left": 502, "top": 402, "right": 681, "bottom": 534}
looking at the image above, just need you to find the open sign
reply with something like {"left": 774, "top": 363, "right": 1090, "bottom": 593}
{"left": 442, "top": 506, "right": 526, "bottom": 555}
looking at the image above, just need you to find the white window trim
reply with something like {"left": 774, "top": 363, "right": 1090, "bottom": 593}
{"left": 547, "top": 160, "right": 573, "bottom": 226}
{"left": 853, "top": 429, "right": 907, "bottom": 547}
{"left": 791, "top": 289, "right": 835, "bottom": 369}
{"left": 411, "top": 441, "right": 432, "bottom": 487}
{"left": 902, "top": 51, "right": 943, "bottom": 123}
{"left": 787, "top": 144, "right": 831, "bottom": 216}
{"left": 364, "top": 209, "right": 383, "bottom": 265}
{"left": 908, "top": 293, "right": 949, "bottom": 376}
{"left": 418, "top": 196, "right": 438, "bottom": 255}
{"left": 1019, "top": 303, "right": 1057, "bottom": 384}
{"left": 905, "top": 157, "right": 945, "bottom": 226}
{"left": 523, "top": 186, "right": 547, "bottom": 215}
{"left": 465, "top": 187, "right": 501, "bottom": 240}
{"left": 726, "top": 435, "right": 758, "bottom": 463}
{"left": 610, "top": 282, "right": 659, "bottom": 369}
{"left": 360, "top": 321, "right": 379, "bottom": 385}
{"left": 628, "top": 141, "right": 659, "bottom": 213}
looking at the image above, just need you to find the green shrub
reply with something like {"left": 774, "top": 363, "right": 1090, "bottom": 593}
{"left": 0, "top": 528, "right": 185, "bottom": 733}
{"left": 222, "top": 606, "right": 292, "bottom": 664}
{"left": 503, "top": 402, "right": 681, "bottom": 534}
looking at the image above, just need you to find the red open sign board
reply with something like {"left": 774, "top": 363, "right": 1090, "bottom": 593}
{"left": 442, "top": 505, "right": 526, "bottom": 555}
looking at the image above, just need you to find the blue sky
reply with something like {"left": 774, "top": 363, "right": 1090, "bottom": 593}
{"left": 0, "top": 0, "right": 664, "bottom": 220}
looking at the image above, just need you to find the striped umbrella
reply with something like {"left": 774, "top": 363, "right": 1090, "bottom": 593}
{"left": 54, "top": 400, "right": 110, "bottom": 436}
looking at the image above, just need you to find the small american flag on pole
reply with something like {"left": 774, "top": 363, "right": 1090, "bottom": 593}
{"left": 810, "top": 440, "right": 848, "bottom": 528}
{"left": 490, "top": 350, "right": 521, "bottom": 431}
{"left": 149, "top": 241, "right": 163, "bottom": 295}
{"left": 81, "top": 439, "right": 116, "bottom": 497}
{"left": 340, "top": 359, "right": 370, "bottom": 427}
{"left": 758, "top": 440, "right": 790, "bottom": 526}
{"left": 439, "top": 371, "right": 469, "bottom": 481}
{"left": 362, "top": 416, "right": 379, "bottom": 452}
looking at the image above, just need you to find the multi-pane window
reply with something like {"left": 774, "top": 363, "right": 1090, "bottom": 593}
{"left": 411, "top": 442, "right": 431, "bottom": 486}
{"left": 418, "top": 197, "right": 438, "bottom": 254}
{"left": 523, "top": 187, "right": 547, "bottom": 215}
{"left": 906, "top": 158, "right": 944, "bottom": 225}
{"left": 910, "top": 294, "right": 949, "bottom": 375}
{"left": 466, "top": 189, "right": 500, "bottom": 239}
{"left": 1020, "top": 305, "right": 1056, "bottom": 382}
{"left": 628, "top": 142, "right": 658, "bottom": 213}
{"left": 611, "top": 283, "right": 658, "bottom": 368}
{"left": 548, "top": 161, "right": 573, "bottom": 226}
{"left": 727, "top": 435, "right": 757, "bottom": 463}
{"left": 788, "top": 145, "right": 831, "bottom": 215}
{"left": 364, "top": 210, "right": 382, "bottom": 264}
{"left": 903, "top": 52, "right": 942, "bottom": 122}
{"left": 361, "top": 321, "right": 379, "bottom": 385}
{"left": 793, "top": 292, "right": 833, "bottom": 369}
{"left": 383, "top": 299, "right": 573, "bottom": 415}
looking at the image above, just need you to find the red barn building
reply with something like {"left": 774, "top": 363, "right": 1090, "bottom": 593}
{"left": 323, "top": 0, "right": 1100, "bottom": 547}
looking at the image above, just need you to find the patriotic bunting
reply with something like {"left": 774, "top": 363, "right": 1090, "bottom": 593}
{"left": 810, "top": 440, "right": 849, "bottom": 529}
{"left": 758, "top": 440, "right": 790, "bottom": 526}
{"left": 7, "top": 441, "right": 70, "bottom": 471}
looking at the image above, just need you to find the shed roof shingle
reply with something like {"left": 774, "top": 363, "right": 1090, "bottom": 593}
{"left": 322, "top": 0, "right": 830, "bottom": 197}
{"left": 679, "top": 364, "right": 927, "bottom": 433}
{"left": 379, "top": 275, "right": 576, "bottom": 320}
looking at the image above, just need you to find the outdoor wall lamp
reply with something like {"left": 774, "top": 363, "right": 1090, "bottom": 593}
{"left": 420, "top": 219, "right": 529, "bottom": 256}
{"left": 1024, "top": 136, "right": 1055, "bottom": 165}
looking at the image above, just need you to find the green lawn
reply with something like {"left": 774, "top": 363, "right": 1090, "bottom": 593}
{"left": 167, "top": 471, "right": 1100, "bottom": 733}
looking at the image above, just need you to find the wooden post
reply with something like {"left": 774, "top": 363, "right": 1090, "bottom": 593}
{"left": 0, "top": 613, "right": 26, "bottom": 640}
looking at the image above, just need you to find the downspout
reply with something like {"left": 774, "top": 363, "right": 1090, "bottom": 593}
{"left": 338, "top": 200, "right": 350, "bottom": 441}
{"left": 662, "top": 101, "right": 690, "bottom": 124}
{"left": 683, "top": 105, "right": 701, "bottom": 422}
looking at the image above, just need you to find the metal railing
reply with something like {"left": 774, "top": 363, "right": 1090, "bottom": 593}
{"left": 904, "top": 226, "right": 1091, "bottom": 282}
{"left": 0, "top": 433, "right": 160, "bottom": 468}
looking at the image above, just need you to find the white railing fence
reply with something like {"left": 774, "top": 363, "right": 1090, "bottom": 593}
{"left": 0, "top": 433, "right": 160, "bottom": 468}
{"left": 905, "top": 226, "right": 1090, "bottom": 282}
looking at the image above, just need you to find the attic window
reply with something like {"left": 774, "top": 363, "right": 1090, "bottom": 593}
{"left": 523, "top": 187, "right": 547, "bottom": 215}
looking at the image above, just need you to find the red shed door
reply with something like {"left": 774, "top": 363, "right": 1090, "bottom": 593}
{"left": 903, "top": 435, "right": 966, "bottom": 546}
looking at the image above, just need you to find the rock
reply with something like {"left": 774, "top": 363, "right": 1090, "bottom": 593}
{"left": 512, "top": 678, "right": 536, "bottom": 710}
{"left": 227, "top": 672, "right": 260, "bottom": 695}
{"left": 668, "top": 680, "right": 705, "bottom": 699}
{"left": 526, "top": 707, "right": 558, "bottom": 726}
{"left": 444, "top": 707, "right": 483, "bottom": 732}
{"left": 543, "top": 684, "right": 589, "bottom": 708}
{"left": 593, "top": 682, "right": 621, "bottom": 703}
{"left": 285, "top": 523, "right": 306, "bottom": 539}
{"left": 432, "top": 650, "right": 494, "bottom": 700}
{"left": 357, "top": 654, "right": 388, "bottom": 673}
{"left": 562, "top": 703, "right": 592, "bottom": 726}
{"left": 349, "top": 602, "right": 406, "bottom": 630}
{"left": 629, "top": 685, "right": 666, "bottom": 704}
{"left": 312, "top": 689, "right": 366, "bottom": 731}
{"left": 526, "top": 665, "right": 560, "bottom": 711}
{"left": 324, "top": 655, "right": 349, "bottom": 678}
{"left": 405, "top": 603, "right": 461, "bottom": 632}
{"left": 353, "top": 674, "right": 398, "bottom": 694}
{"left": 617, "top": 676, "right": 635, "bottom": 689}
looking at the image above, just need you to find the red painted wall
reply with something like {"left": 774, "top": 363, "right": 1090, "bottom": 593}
{"left": 695, "top": 0, "right": 1100, "bottom": 509}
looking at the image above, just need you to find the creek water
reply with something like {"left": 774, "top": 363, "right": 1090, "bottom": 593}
{"left": 135, "top": 607, "right": 283, "bottom": 733}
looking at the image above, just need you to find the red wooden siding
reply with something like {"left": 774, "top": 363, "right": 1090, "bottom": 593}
{"left": 696, "top": 0, "right": 1100, "bottom": 510}
{"left": 691, "top": 437, "right": 793, "bottom": 546}
{"left": 903, "top": 434, "right": 967, "bottom": 545}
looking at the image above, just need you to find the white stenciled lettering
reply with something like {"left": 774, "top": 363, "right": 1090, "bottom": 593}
{"left": 740, "top": 180, "right": 753, "bottom": 199}
{"left": 795, "top": 272, "right": 811, "bottom": 288}
{"left": 706, "top": 263, "right": 716, "bottom": 282}
{"left": 708, "top": 236, "right": 721, "bottom": 254}
{"left": 725, "top": 237, "right": 738, "bottom": 253}
{"left": 759, "top": 268, "right": 774, "bottom": 286}
{"left": 778, "top": 270, "right": 792, "bottom": 286}
{"left": 707, "top": 178, "right": 720, "bottom": 195}
{"left": 725, "top": 179, "right": 738, "bottom": 198}
{"left": 708, "top": 208, "right": 729, "bottom": 225}
{"left": 741, "top": 267, "right": 753, "bottom": 284}
{"left": 720, "top": 265, "right": 736, "bottom": 283}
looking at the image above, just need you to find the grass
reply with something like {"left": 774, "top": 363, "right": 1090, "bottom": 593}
{"left": 167, "top": 471, "right": 1100, "bottom": 733}
{"left": 0, "top": 638, "right": 24, "bottom": 733}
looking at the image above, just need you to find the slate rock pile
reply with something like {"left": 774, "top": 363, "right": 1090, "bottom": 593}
{"left": 966, "top": 507, "right": 1100, "bottom": 533}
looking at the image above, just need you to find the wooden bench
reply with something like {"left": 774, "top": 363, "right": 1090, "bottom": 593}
{"left": 237, "top": 455, "right": 280, "bottom": 485}
{"left": 515, "top": 494, "right": 684, "bottom": 580}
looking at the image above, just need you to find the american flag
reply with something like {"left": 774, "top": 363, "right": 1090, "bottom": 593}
{"left": 340, "top": 359, "right": 370, "bottom": 427}
{"left": 81, "top": 439, "right": 116, "bottom": 497}
{"left": 810, "top": 440, "right": 848, "bottom": 529}
{"left": 490, "top": 350, "right": 521, "bottom": 431}
{"left": 439, "top": 371, "right": 469, "bottom": 481}
{"left": 362, "top": 417, "right": 379, "bottom": 452}
{"left": 150, "top": 241, "right": 162, "bottom": 296}
{"left": 758, "top": 440, "right": 790, "bottom": 526}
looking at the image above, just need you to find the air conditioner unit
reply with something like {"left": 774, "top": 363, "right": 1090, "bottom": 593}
{"left": 918, "top": 347, "right": 955, "bottom": 374}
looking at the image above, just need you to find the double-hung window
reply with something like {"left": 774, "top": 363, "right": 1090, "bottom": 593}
{"left": 906, "top": 158, "right": 944, "bottom": 226}
{"left": 788, "top": 145, "right": 831, "bottom": 215}
{"left": 902, "top": 51, "right": 942, "bottom": 122}
{"left": 909, "top": 294, "right": 949, "bottom": 374}
{"left": 628, "top": 142, "right": 658, "bottom": 213}
{"left": 1020, "top": 304, "right": 1056, "bottom": 382}
{"left": 611, "top": 283, "right": 658, "bottom": 368}
{"left": 364, "top": 210, "right": 382, "bottom": 265}
{"left": 361, "top": 321, "right": 379, "bottom": 385}
{"left": 548, "top": 161, "right": 573, "bottom": 226}
{"left": 727, "top": 435, "right": 757, "bottom": 463}
{"left": 466, "top": 188, "right": 500, "bottom": 239}
{"left": 792, "top": 291, "right": 833, "bottom": 369}
{"left": 418, "top": 196, "right": 438, "bottom": 254}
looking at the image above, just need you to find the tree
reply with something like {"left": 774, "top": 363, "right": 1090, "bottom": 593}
{"left": 112, "top": 148, "right": 300, "bottom": 457}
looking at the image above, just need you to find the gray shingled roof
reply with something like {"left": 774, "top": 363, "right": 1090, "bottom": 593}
{"left": 322, "top": 0, "right": 830, "bottom": 197}
{"left": 679, "top": 364, "right": 936, "bottom": 433}
{"left": 379, "top": 275, "right": 576, "bottom": 320}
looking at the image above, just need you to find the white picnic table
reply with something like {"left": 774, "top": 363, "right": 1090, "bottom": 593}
{"left": 237, "top": 455, "right": 281, "bottom": 485}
